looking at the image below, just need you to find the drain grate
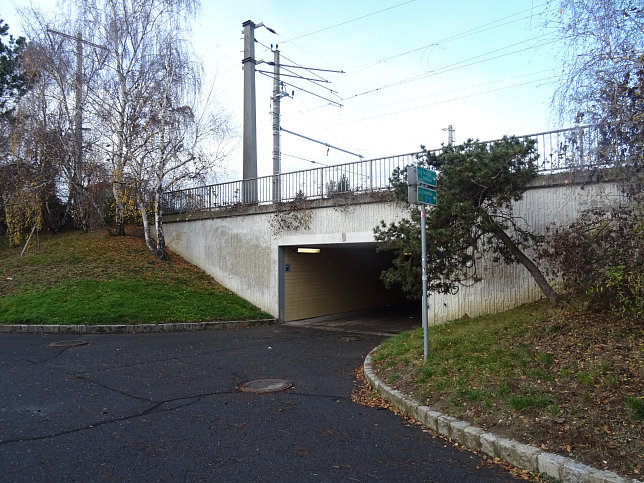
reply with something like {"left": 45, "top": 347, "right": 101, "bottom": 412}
{"left": 47, "top": 340, "right": 88, "bottom": 349}
{"left": 238, "top": 379, "right": 292, "bottom": 394}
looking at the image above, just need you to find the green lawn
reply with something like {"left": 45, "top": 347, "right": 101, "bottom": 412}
{"left": 371, "top": 301, "right": 643, "bottom": 479}
{"left": 0, "top": 229, "right": 271, "bottom": 324}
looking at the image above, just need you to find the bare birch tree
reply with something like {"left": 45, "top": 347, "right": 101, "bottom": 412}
{"left": 80, "top": 0, "right": 232, "bottom": 256}
{"left": 132, "top": 35, "right": 233, "bottom": 257}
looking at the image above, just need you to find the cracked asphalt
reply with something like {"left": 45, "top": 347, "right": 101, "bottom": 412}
{"left": 0, "top": 325, "right": 521, "bottom": 482}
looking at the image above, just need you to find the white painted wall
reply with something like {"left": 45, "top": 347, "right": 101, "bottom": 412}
{"left": 163, "top": 176, "right": 621, "bottom": 322}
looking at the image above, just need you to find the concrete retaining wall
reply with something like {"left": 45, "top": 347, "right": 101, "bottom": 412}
{"left": 430, "top": 174, "right": 622, "bottom": 323}
{"left": 163, "top": 195, "right": 410, "bottom": 317}
{"left": 163, "top": 174, "right": 621, "bottom": 323}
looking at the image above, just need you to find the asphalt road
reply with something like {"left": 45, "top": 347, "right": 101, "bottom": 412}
{"left": 0, "top": 325, "right": 521, "bottom": 482}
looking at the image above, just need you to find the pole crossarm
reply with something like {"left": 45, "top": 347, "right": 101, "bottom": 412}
{"left": 267, "top": 63, "right": 345, "bottom": 74}
{"left": 280, "top": 127, "right": 363, "bottom": 159}
{"left": 256, "top": 70, "right": 330, "bottom": 83}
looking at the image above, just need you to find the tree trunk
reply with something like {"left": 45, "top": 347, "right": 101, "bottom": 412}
{"left": 490, "top": 220, "right": 561, "bottom": 304}
{"left": 154, "top": 188, "right": 168, "bottom": 260}
{"left": 138, "top": 199, "right": 155, "bottom": 254}
{"left": 112, "top": 181, "right": 125, "bottom": 236}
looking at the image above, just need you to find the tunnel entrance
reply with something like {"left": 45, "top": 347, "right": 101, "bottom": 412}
{"left": 279, "top": 242, "right": 410, "bottom": 323}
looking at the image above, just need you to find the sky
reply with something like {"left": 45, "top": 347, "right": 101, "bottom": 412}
{"left": 4, "top": 0, "right": 563, "bottom": 181}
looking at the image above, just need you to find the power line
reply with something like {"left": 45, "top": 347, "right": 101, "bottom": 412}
{"left": 271, "top": 63, "right": 344, "bottom": 74}
{"left": 291, "top": 92, "right": 361, "bottom": 152}
{"left": 341, "top": 2, "right": 549, "bottom": 75}
{"left": 343, "top": 35, "right": 558, "bottom": 101}
{"left": 257, "top": 68, "right": 330, "bottom": 84}
{"left": 258, "top": 71, "right": 343, "bottom": 107}
{"left": 344, "top": 69, "right": 557, "bottom": 116}
{"left": 340, "top": 75, "right": 559, "bottom": 126}
{"left": 279, "top": 51, "right": 329, "bottom": 83}
{"left": 281, "top": 0, "right": 417, "bottom": 44}
{"left": 280, "top": 65, "right": 340, "bottom": 96}
{"left": 255, "top": 42, "right": 345, "bottom": 106}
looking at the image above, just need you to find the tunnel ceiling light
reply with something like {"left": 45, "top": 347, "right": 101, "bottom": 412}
{"left": 297, "top": 248, "right": 320, "bottom": 254}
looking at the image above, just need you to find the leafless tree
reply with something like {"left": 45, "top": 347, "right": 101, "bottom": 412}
{"left": 130, "top": 34, "right": 233, "bottom": 257}
{"left": 546, "top": 0, "right": 643, "bottom": 121}
{"left": 10, "top": 0, "right": 233, "bottom": 254}
{"left": 79, "top": 0, "right": 232, "bottom": 256}
{"left": 7, "top": 8, "right": 108, "bottom": 233}
{"left": 545, "top": 0, "right": 643, "bottom": 194}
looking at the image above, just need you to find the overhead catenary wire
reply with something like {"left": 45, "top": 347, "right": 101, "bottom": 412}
{"left": 248, "top": 4, "right": 558, "bottom": 172}
{"left": 256, "top": 69, "right": 330, "bottom": 83}
{"left": 345, "top": 2, "right": 548, "bottom": 74}
{"left": 281, "top": 153, "right": 372, "bottom": 181}
{"left": 280, "top": 65, "right": 341, "bottom": 96}
{"left": 343, "top": 34, "right": 558, "bottom": 101}
{"left": 339, "top": 75, "right": 559, "bottom": 126}
{"left": 345, "top": 68, "right": 557, "bottom": 116}
{"left": 282, "top": 152, "right": 330, "bottom": 166}
{"left": 255, "top": 39, "right": 343, "bottom": 101}
{"left": 281, "top": 0, "right": 417, "bottom": 44}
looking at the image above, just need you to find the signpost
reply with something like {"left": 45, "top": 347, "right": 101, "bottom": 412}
{"left": 407, "top": 165, "right": 438, "bottom": 362}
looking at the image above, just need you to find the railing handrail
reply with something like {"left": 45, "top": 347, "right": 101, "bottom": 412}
{"left": 162, "top": 124, "right": 607, "bottom": 215}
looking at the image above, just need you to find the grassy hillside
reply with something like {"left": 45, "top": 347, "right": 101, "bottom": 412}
{"left": 0, "top": 229, "right": 271, "bottom": 324}
{"left": 371, "top": 301, "right": 642, "bottom": 479}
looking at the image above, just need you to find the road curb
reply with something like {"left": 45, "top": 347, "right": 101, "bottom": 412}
{"left": 0, "top": 319, "right": 279, "bottom": 334}
{"left": 364, "top": 348, "right": 641, "bottom": 483}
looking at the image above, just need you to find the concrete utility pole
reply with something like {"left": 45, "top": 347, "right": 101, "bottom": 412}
{"left": 242, "top": 20, "right": 258, "bottom": 203}
{"left": 446, "top": 124, "right": 455, "bottom": 146}
{"left": 271, "top": 47, "right": 281, "bottom": 203}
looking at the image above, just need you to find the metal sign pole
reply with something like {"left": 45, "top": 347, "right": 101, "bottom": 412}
{"left": 421, "top": 204, "right": 429, "bottom": 362}
{"left": 407, "top": 164, "right": 435, "bottom": 363}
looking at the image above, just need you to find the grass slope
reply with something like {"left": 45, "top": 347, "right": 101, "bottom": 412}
{"left": 372, "top": 301, "right": 643, "bottom": 479}
{"left": 0, "top": 229, "right": 271, "bottom": 324}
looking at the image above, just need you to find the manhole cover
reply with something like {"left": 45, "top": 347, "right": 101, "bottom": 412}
{"left": 238, "top": 379, "right": 292, "bottom": 394}
{"left": 47, "top": 340, "right": 88, "bottom": 349}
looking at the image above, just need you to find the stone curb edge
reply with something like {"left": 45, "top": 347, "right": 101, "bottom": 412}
{"left": 364, "top": 348, "right": 641, "bottom": 483}
{"left": 0, "top": 319, "right": 279, "bottom": 334}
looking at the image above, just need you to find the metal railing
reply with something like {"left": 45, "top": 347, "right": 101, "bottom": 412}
{"left": 162, "top": 124, "right": 606, "bottom": 215}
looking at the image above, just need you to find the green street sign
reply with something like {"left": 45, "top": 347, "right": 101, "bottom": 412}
{"left": 407, "top": 166, "right": 437, "bottom": 188}
{"left": 407, "top": 166, "right": 438, "bottom": 206}
{"left": 417, "top": 186, "right": 437, "bottom": 206}
{"left": 416, "top": 166, "right": 437, "bottom": 187}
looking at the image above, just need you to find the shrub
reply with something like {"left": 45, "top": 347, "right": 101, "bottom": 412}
{"left": 539, "top": 200, "right": 643, "bottom": 318}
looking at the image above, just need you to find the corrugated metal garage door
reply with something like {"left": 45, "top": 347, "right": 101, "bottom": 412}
{"left": 283, "top": 244, "right": 405, "bottom": 321}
